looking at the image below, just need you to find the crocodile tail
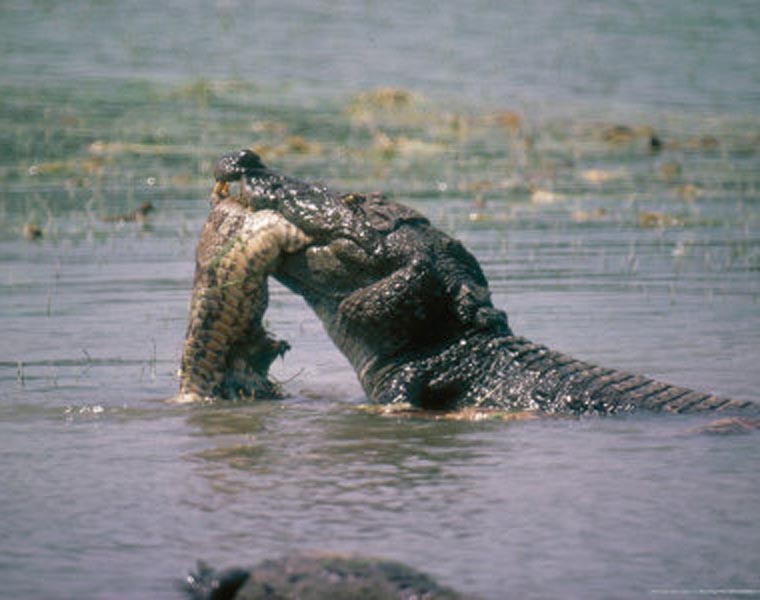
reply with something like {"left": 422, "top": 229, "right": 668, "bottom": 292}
{"left": 497, "top": 337, "right": 756, "bottom": 415}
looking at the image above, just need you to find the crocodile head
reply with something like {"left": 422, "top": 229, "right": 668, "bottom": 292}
{"left": 214, "top": 149, "right": 427, "bottom": 250}
{"left": 207, "top": 150, "right": 510, "bottom": 402}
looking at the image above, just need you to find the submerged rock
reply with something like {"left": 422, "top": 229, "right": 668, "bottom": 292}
{"left": 181, "top": 552, "right": 472, "bottom": 600}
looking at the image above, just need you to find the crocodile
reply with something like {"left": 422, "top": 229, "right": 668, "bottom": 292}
{"left": 177, "top": 149, "right": 756, "bottom": 416}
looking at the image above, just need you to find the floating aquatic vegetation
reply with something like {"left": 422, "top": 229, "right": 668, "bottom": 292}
{"left": 571, "top": 208, "right": 609, "bottom": 223}
{"left": 344, "top": 87, "right": 449, "bottom": 137}
{"left": 459, "top": 180, "right": 494, "bottom": 194}
{"left": 674, "top": 183, "right": 702, "bottom": 202}
{"left": 250, "top": 120, "right": 290, "bottom": 135}
{"left": 25, "top": 156, "right": 107, "bottom": 181}
{"left": 347, "top": 86, "right": 418, "bottom": 114}
{"left": 468, "top": 212, "right": 491, "bottom": 223}
{"left": 599, "top": 123, "right": 661, "bottom": 149}
{"left": 167, "top": 78, "right": 256, "bottom": 105}
{"left": 282, "top": 135, "right": 322, "bottom": 155}
{"left": 685, "top": 135, "right": 720, "bottom": 152}
{"left": 249, "top": 136, "right": 324, "bottom": 162}
{"left": 531, "top": 188, "right": 567, "bottom": 205}
{"left": 638, "top": 211, "right": 680, "bottom": 229}
{"left": 484, "top": 110, "right": 524, "bottom": 134}
{"left": 370, "top": 131, "right": 447, "bottom": 160}
{"left": 602, "top": 125, "right": 636, "bottom": 144}
{"left": 3, "top": 77, "right": 758, "bottom": 249}
{"left": 581, "top": 168, "right": 628, "bottom": 185}
{"left": 22, "top": 223, "right": 43, "bottom": 241}
{"left": 658, "top": 161, "right": 683, "bottom": 183}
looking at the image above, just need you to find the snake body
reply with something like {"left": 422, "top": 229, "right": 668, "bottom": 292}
{"left": 177, "top": 203, "right": 310, "bottom": 403}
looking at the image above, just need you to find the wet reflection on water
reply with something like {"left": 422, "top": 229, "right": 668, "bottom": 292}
{"left": 179, "top": 398, "right": 760, "bottom": 598}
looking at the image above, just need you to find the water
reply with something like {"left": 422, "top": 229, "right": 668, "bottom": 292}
{"left": 1, "top": 1, "right": 759, "bottom": 598}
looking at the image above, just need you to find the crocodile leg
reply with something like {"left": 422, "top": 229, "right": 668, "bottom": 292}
{"left": 176, "top": 208, "right": 311, "bottom": 403}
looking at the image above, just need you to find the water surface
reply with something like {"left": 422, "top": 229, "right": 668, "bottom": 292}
{"left": 1, "top": 2, "right": 759, "bottom": 598}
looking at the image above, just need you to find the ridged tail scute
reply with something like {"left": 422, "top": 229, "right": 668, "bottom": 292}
{"left": 362, "top": 333, "right": 756, "bottom": 415}
{"left": 177, "top": 207, "right": 311, "bottom": 403}
{"left": 496, "top": 337, "right": 755, "bottom": 415}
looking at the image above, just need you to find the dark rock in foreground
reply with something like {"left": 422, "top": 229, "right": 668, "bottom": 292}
{"left": 182, "top": 551, "right": 472, "bottom": 600}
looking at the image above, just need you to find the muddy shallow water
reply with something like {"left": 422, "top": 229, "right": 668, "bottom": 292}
{"left": 2, "top": 2, "right": 760, "bottom": 598}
